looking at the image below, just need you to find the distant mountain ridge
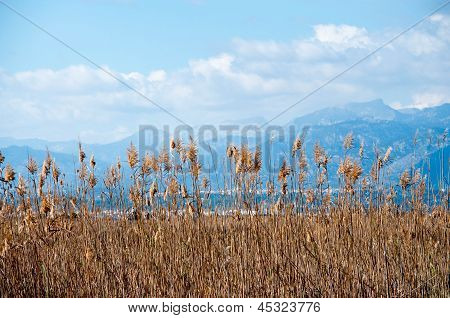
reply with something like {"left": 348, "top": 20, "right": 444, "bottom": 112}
{"left": 292, "top": 99, "right": 449, "bottom": 128}
{"left": 1, "top": 100, "right": 448, "bottom": 187}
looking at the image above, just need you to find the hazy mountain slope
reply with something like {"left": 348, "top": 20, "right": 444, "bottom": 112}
{"left": 1, "top": 100, "right": 448, "bottom": 187}
{"left": 0, "top": 146, "right": 109, "bottom": 179}
{"left": 292, "top": 99, "right": 401, "bottom": 127}
{"left": 0, "top": 137, "right": 79, "bottom": 154}
{"left": 414, "top": 145, "right": 449, "bottom": 189}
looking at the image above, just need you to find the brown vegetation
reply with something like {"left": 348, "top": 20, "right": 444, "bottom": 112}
{"left": 0, "top": 133, "right": 448, "bottom": 297}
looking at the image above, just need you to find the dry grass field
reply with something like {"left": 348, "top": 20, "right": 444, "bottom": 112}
{"left": 0, "top": 133, "right": 448, "bottom": 297}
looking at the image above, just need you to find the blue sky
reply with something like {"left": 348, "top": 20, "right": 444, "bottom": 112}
{"left": 1, "top": 0, "right": 445, "bottom": 72}
{"left": 0, "top": 0, "right": 449, "bottom": 142}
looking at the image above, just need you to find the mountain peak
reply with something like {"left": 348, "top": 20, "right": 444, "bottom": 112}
{"left": 292, "top": 99, "right": 397, "bottom": 127}
{"left": 342, "top": 98, "right": 386, "bottom": 108}
{"left": 341, "top": 99, "right": 397, "bottom": 121}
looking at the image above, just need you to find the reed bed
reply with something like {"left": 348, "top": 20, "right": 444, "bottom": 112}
{"left": 0, "top": 132, "right": 448, "bottom": 297}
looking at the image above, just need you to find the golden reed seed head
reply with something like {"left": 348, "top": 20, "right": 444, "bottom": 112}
{"left": 179, "top": 148, "right": 187, "bottom": 163}
{"left": 313, "top": 143, "right": 322, "bottom": 164}
{"left": 112, "top": 165, "right": 120, "bottom": 181}
{"left": 189, "top": 162, "right": 201, "bottom": 179}
{"left": 306, "top": 189, "right": 315, "bottom": 204}
{"left": 291, "top": 136, "right": 302, "bottom": 157}
{"left": 226, "top": 144, "right": 237, "bottom": 159}
{"left": 233, "top": 147, "right": 240, "bottom": 163}
{"left": 181, "top": 184, "right": 188, "bottom": 198}
{"left": 88, "top": 172, "right": 97, "bottom": 188}
{"left": 129, "top": 185, "right": 140, "bottom": 204}
{"left": 41, "top": 154, "right": 52, "bottom": 179}
{"left": 359, "top": 140, "right": 364, "bottom": 159}
{"left": 141, "top": 153, "right": 152, "bottom": 175}
{"left": 52, "top": 162, "right": 60, "bottom": 183}
{"left": 187, "top": 202, "right": 195, "bottom": 216}
{"left": 27, "top": 157, "right": 38, "bottom": 175}
{"left": 90, "top": 155, "right": 96, "bottom": 169}
{"left": 104, "top": 166, "right": 115, "bottom": 188}
{"left": 235, "top": 160, "right": 242, "bottom": 174}
{"left": 383, "top": 147, "right": 392, "bottom": 163}
{"left": 17, "top": 175, "right": 27, "bottom": 196}
{"left": 37, "top": 174, "right": 45, "bottom": 197}
{"left": 187, "top": 137, "right": 198, "bottom": 163}
{"left": 298, "top": 171, "right": 307, "bottom": 184}
{"left": 175, "top": 138, "right": 183, "bottom": 154}
{"left": 78, "top": 143, "right": 86, "bottom": 163}
{"left": 275, "top": 197, "right": 283, "bottom": 212}
{"left": 337, "top": 158, "right": 348, "bottom": 176}
{"left": 40, "top": 196, "right": 51, "bottom": 215}
{"left": 234, "top": 145, "right": 252, "bottom": 174}
{"left": 240, "top": 144, "right": 249, "bottom": 161}
{"left": 149, "top": 154, "right": 159, "bottom": 172}
{"left": 313, "top": 142, "right": 328, "bottom": 167}
{"left": 127, "top": 143, "right": 139, "bottom": 169}
{"left": 168, "top": 177, "right": 179, "bottom": 195}
{"left": 281, "top": 181, "right": 288, "bottom": 195}
{"left": 170, "top": 137, "right": 176, "bottom": 150}
{"left": 317, "top": 170, "right": 326, "bottom": 186}
{"left": 159, "top": 148, "right": 171, "bottom": 172}
{"left": 323, "top": 191, "right": 331, "bottom": 206}
{"left": 399, "top": 170, "right": 411, "bottom": 189}
{"left": 116, "top": 157, "right": 122, "bottom": 171}
{"left": 278, "top": 159, "right": 291, "bottom": 182}
{"left": 370, "top": 161, "right": 379, "bottom": 181}
{"left": 337, "top": 157, "right": 362, "bottom": 184}
{"left": 343, "top": 132, "right": 354, "bottom": 150}
{"left": 78, "top": 163, "right": 88, "bottom": 180}
{"left": 3, "top": 164, "right": 15, "bottom": 183}
{"left": 351, "top": 163, "right": 363, "bottom": 183}
{"left": 163, "top": 187, "right": 169, "bottom": 201}
{"left": 412, "top": 170, "right": 421, "bottom": 184}
{"left": 253, "top": 147, "right": 262, "bottom": 173}
{"left": 150, "top": 181, "right": 158, "bottom": 197}
{"left": 298, "top": 149, "right": 308, "bottom": 171}
{"left": 201, "top": 177, "right": 209, "bottom": 189}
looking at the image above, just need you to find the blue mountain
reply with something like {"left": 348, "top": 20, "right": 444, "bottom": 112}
{"left": 1, "top": 100, "right": 448, "bottom": 187}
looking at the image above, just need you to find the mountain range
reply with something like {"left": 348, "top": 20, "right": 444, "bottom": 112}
{"left": 1, "top": 99, "right": 448, "bottom": 187}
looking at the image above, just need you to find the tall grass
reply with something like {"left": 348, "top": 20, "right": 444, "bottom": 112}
{"left": 0, "top": 132, "right": 448, "bottom": 297}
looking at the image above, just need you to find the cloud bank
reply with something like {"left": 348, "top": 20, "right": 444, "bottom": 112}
{"left": 0, "top": 15, "right": 449, "bottom": 142}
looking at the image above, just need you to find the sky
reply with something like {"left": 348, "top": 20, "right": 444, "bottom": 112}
{"left": 0, "top": 0, "right": 449, "bottom": 143}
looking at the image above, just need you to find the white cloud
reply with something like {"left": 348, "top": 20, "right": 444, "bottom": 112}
{"left": 148, "top": 70, "right": 166, "bottom": 82}
{"left": 233, "top": 39, "right": 289, "bottom": 58}
{"left": 190, "top": 54, "right": 234, "bottom": 78}
{"left": 411, "top": 93, "right": 448, "bottom": 109}
{"left": 11, "top": 65, "right": 117, "bottom": 92}
{"left": 430, "top": 13, "right": 450, "bottom": 40}
{"left": 401, "top": 31, "right": 444, "bottom": 56}
{"left": 0, "top": 16, "right": 449, "bottom": 142}
{"left": 313, "top": 24, "right": 371, "bottom": 50}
